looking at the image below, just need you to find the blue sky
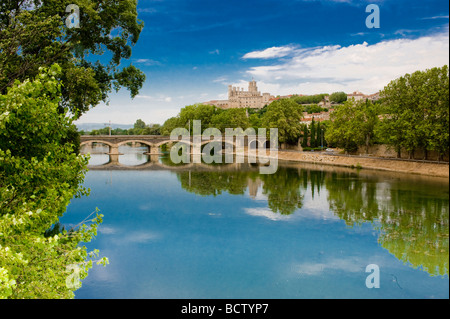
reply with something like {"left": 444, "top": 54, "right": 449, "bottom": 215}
{"left": 76, "top": 0, "right": 449, "bottom": 125}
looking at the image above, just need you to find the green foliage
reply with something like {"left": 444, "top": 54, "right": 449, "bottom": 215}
{"left": 210, "top": 108, "right": 250, "bottom": 132}
{"left": 325, "top": 99, "right": 379, "bottom": 153}
{"left": 329, "top": 91, "right": 347, "bottom": 104}
{"left": 290, "top": 94, "right": 328, "bottom": 104}
{"left": 160, "top": 104, "right": 251, "bottom": 135}
{"left": 261, "top": 99, "right": 303, "bottom": 144}
{"left": 179, "top": 104, "right": 218, "bottom": 131}
{"left": 310, "top": 118, "right": 317, "bottom": 148}
{"left": 88, "top": 120, "right": 161, "bottom": 136}
{"left": 0, "top": 66, "right": 107, "bottom": 299}
{"left": 303, "top": 104, "right": 327, "bottom": 114}
{"left": 377, "top": 65, "right": 449, "bottom": 159}
{"left": 161, "top": 116, "right": 183, "bottom": 136}
{"left": 301, "top": 124, "right": 308, "bottom": 148}
{"left": 0, "top": 0, "right": 145, "bottom": 117}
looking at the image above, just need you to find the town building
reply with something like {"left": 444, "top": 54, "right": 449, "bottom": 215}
{"left": 347, "top": 91, "right": 381, "bottom": 102}
{"left": 203, "top": 80, "right": 275, "bottom": 109}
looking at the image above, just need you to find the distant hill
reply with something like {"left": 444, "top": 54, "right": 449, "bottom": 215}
{"left": 76, "top": 123, "right": 133, "bottom": 132}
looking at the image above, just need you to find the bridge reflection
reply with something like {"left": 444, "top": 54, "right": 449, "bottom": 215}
{"left": 81, "top": 144, "right": 268, "bottom": 172}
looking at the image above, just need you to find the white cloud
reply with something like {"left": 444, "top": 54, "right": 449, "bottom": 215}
{"left": 243, "top": 31, "right": 449, "bottom": 95}
{"left": 421, "top": 15, "right": 449, "bottom": 20}
{"left": 295, "top": 257, "right": 364, "bottom": 276}
{"left": 242, "top": 46, "right": 296, "bottom": 59}
{"left": 244, "top": 207, "right": 293, "bottom": 221}
{"left": 134, "top": 58, "right": 161, "bottom": 66}
{"left": 136, "top": 94, "right": 173, "bottom": 103}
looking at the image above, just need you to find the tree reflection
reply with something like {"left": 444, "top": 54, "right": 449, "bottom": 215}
{"left": 175, "top": 164, "right": 449, "bottom": 276}
{"left": 376, "top": 185, "right": 449, "bottom": 277}
{"left": 326, "top": 172, "right": 380, "bottom": 225}
{"left": 326, "top": 172, "right": 449, "bottom": 277}
{"left": 260, "top": 167, "right": 305, "bottom": 215}
{"left": 177, "top": 171, "right": 250, "bottom": 196}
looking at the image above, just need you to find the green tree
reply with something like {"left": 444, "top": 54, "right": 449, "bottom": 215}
{"left": 290, "top": 94, "right": 328, "bottom": 105}
{"left": 316, "top": 122, "right": 323, "bottom": 148}
{"left": 310, "top": 118, "right": 317, "bottom": 148}
{"left": 326, "top": 100, "right": 368, "bottom": 153}
{"left": 261, "top": 99, "right": 303, "bottom": 145}
{"left": 0, "top": 65, "right": 107, "bottom": 299}
{"left": 377, "top": 65, "right": 449, "bottom": 159}
{"left": 178, "top": 104, "right": 218, "bottom": 132}
{"left": 249, "top": 113, "right": 262, "bottom": 130}
{"left": 210, "top": 108, "right": 250, "bottom": 132}
{"left": 0, "top": 0, "right": 145, "bottom": 118}
{"left": 301, "top": 124, "right": 309, "bottom": 148}
{"left": 329, "top": 91, "right": 347, "bottom": 104}
{"left": 161, "top": 117, "right": 182, "bottom": 136}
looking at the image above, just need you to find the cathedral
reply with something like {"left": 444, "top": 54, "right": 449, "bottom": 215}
{"left": 203, "top": 80, "right": 274, "bottom": 109}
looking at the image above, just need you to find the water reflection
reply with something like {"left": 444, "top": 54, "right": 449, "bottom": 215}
{"left": 81, "top": 143, "right": 150, "bottom": 166}
{"left": 81, "top": 144, "right": 449, "bottom": 278}
{"left": 177, "top": 168, "right": 449, "bottom": 278}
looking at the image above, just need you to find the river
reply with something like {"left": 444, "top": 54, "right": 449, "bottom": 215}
{"left": 60, "top": 144, "right": 449, "bottom": 299}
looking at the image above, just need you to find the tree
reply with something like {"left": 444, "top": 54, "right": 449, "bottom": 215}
{"left": 325, "top": 99, "right": 378, "bottom": 153}
{"left": 261, "top": 99, "right": 303, "bottom": 145}
{"left": 161, "top": 117, "right": 182, "bottom": 136}
{"left": 0, "top": 65, "right": 107, "bottom": 299}
{"left": 301, "top": 124, "right": 309, "bottom": 148}
{"left": 249, "top": 113, "right": 262, "bottom": 130}
{"left": 290, "top": 94, "right": 328, "bottom": 105}
{"left": 329, "top": 91, "right": 347, "bottom": 104}
{"left": 310, "top": 118, "right": 317, "bottom": 148}
{"left": 316, "top": 122, "right": 323, "bottom": 148}
{"left": 0, "top": 0, "right": 145, "bottom": 118}
{"left": 178, "top": 104, "right": 218, "bottom": 132}
{"left": 210, "top": 108, "right": 250, "bottom": 132}
{"left": 377, "top": 65, "right": 449, "bottom": 159}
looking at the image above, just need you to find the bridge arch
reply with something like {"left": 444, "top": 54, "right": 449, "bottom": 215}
{"left": 116, "top": 140, "right": 155, "bottom": 148}
{"left": 155, "top": 139, "right": 191, "bottom": 148}
{"left": 80, "top": 140, "right": 114, "bottom": 148}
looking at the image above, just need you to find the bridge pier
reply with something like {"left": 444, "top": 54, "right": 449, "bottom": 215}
{"left": 107, "top": 144, "right": 123, "bottom": 165}
{"left": 108, "top": 153, "right": 120, "bottom": 165}
{"left": 108, "top": 144, "right": 122, "bottom": 155}
{"left": 145, "top": 145, "right": 161, "bottom": 155}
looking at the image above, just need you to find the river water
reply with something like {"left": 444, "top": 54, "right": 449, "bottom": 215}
{"left": 61, "top": 144, "right": 449, "bottom": 299}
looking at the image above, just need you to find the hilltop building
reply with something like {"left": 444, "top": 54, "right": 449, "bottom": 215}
{"left": 203, "top": 80, "right": 275, "bottom": 109}
{"left": 347, "top": 91, "right": 381, "bottom": 102}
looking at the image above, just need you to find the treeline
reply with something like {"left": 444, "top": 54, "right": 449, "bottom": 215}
{"left": 300, "top": 119, "right": 327, "bottom": 151}
{"left": 288, "top": 91, "right": 347, "bottom": 105}
{"left": 326, "top": 65, "right": 449, "bottom": 160}
{"left": 160, "top": 96, "right": 332, "bottom": 148}
{"left": 82, "top": 119, "right": 161, "bottom": 136}
{"left": 160, "top": 99, "right": 308, "bottom": 145}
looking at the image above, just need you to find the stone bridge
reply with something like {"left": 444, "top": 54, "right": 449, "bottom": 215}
{"left": 80, "top": 135, "right": 268, "bottom": 155}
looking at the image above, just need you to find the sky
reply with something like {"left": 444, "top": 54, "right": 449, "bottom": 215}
{"left": 75, "top": 0, "right": 450, "bottom": 126}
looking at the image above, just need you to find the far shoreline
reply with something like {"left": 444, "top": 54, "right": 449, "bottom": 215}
{"left": 263, "top": 150, "right": 450, "bottom": 179}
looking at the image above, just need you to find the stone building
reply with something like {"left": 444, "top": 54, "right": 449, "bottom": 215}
{"left": 203, "top": 80, "right": 274, "bottom": 109}
{"left": 347, "top": 91, "right": 381, "bottom": 102}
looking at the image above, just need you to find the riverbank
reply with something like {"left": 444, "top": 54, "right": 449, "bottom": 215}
{"left": 260, "top": 150, "right": 449, "bottom": 178}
